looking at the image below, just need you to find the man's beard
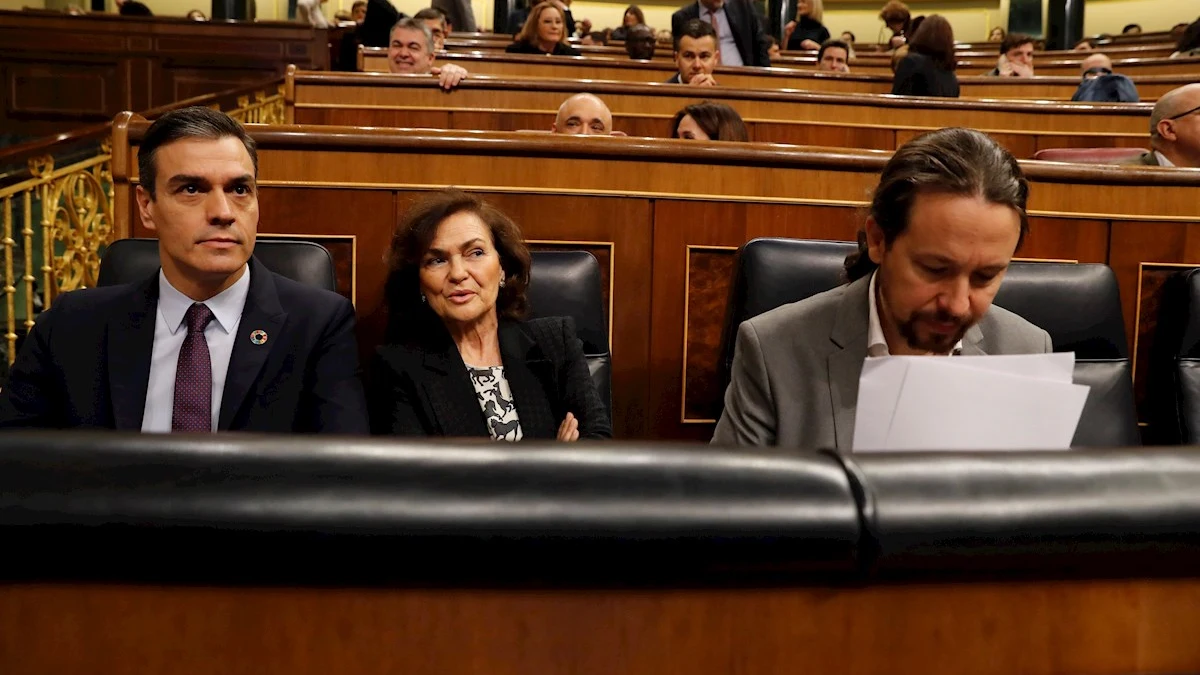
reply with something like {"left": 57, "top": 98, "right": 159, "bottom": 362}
{"left": 896, "top": 308, "right": 971, "bottom": 354}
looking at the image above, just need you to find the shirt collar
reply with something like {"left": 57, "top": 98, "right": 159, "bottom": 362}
{"left": 699, "top": 1, "right": 724, "bottom": 15}
{"left": 1154, "top": 150, "right": 1176, "bottom": 167}
{"left": 158, "top": 264, "right": 251, "bottom": 335}
{"left": 867, "top": 271, "right": 963, "bottom": 357}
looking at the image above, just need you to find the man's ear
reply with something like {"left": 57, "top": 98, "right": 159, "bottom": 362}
{"left": 1157, "top": 119, "right": 1177, "bottom": 142}
{"left": 135, "top": 185, "right": 157, "bottom": 233}
{"left": 550, "top": 123, "right": 558, "bottom": 132}
{"left": 865, "top": 216, "right": 886, "bottom": 264}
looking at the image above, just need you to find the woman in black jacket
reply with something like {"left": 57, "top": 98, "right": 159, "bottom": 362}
{"left": 891, "top": 14, "right": 959, "bottom": 98}
{"left": 783, "top": 0, "right": 829, "bottom": 51}
{"left": 506, "top": 2, "right": 582, "bottom": 56}
{"left": 370, "top": 190, "right": 610, "bottom": 441}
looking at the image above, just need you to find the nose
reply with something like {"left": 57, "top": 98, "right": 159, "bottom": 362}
{"left": 447, "top": 256, "right": 468, "bottom": 281}
{"left": 938, "top": 277, "right": 970, "bottom": 318}
{"left": 207, "top": 190, "right": 235, "bottom": 225}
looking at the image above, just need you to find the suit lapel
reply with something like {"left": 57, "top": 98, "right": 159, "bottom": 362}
{"left": 827, "top": 277, "right": 872, "bottom": 450}
{"left": 499, "top": 322, "right": 557, "bottom": 439}
{"left": 218, "top": 259, "right": 286, "bottom": 430}
{"left": 421, "top": 332, "right": 490, "bottom": 437}
{"left": 107, "top": 274, "right": 159, "bottom": 430}
{"left": 960, "top": 324, "right": 986, "bottom": 355}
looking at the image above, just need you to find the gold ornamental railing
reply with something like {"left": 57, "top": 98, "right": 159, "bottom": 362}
{"left": 0, "top": 80, "right": 285, "bottom": 368}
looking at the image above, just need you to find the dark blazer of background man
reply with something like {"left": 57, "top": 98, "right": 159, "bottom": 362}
{"left": 671, "top": 0, "right": 771, "bottom": 67}
{"left": 0, "top": 107, "right": 369, "bottom": 433}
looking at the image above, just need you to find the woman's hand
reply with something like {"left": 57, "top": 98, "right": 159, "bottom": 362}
{"left": 557, "top": 412, "right": 580, "bottom": 441}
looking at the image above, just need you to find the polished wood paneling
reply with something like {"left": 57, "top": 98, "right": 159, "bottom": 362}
{"left": 1109, "top": 221, "right": 1200, "bottom": 423}
{"left": 0, "top": 10, "right": 323, "bottom": 137}
{"left": 5, "top": 579, "right": 1200, "bottom": 674}
{"left": 684, "top": 247, "right": 737, "bottom": 422}
{"left": 290, "top": 73, "right": 1154, "bottom": 134}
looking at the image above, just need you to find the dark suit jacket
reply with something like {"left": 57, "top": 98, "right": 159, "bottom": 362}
{"left": 0, "top": 258, "right": 369, "bottom": 433}
{"left": 369, "top": 317, "right": 611, "bottom": 440}
{"left": 666, "top": 72, "right": 683, "bottom": 83}
{"left": 671, "top": 0, "right": 771, "bottom": 67}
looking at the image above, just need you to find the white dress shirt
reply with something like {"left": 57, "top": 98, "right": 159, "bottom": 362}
{"left": 141, "top": 265, "right": 251, "bottom": 432}
{"left": 867, "top": 271, "right": 963, "bottom": 356}
{"left": 700, "top": 3, "right": 744, "bottom": 67}
{"left": 1154, "top": 150, "right": 1176, "bottom": 167}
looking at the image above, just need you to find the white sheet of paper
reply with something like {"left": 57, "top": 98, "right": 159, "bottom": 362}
{"left": 853, "top": 353, "right": 1088, "bottom": 452}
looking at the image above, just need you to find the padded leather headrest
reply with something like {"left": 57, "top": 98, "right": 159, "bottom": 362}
{"left": 994, "top": 262, "right": 1127, "bottom": 358}
{"left": 840, "top": 448, "right": 1200, "bottom": 577}
{"left": 0, "top": 431, "right": 861, "bottom": 582}
{"left": 97, "top": 238, "right": 338, "bottom": 292}
{"left": 528, "top": 251, "right": 608, "bottom": 355}
{"left": 720, "top": 239, "right": 1128, "bottom": 378}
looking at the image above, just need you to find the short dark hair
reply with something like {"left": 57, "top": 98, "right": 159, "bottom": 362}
{"left": 674, "top": 17, "right": 716, "bottom": 51}
{"left": 386, "top": 189, "right": 532, "bottom": 333}
{"left": 138, "top": 106, "right": 257, "bottom": 199}
{"left": 841, "top": 30, "right": 856, "bottom": 42}
{"left": 623, "top": 4, "right": 645, "bottom": 24}
{"left": 669, "top": 101, "right": 749, "bottom": 142}
{"left": 908, "top": 14, "right": 956, "bottom": 70}
{"left": 1122, "top": 23, "right": 1141, "bottom": 33}
{"left": 351, "top": 1, "right": 365, "bottom": 10}
{"left": 1176, "top": 19, "right": 1200, "bottom": 53}
{"left": 414, "top": 7, "right": 446, "bottom": 23}
{"left": 844, "top": 128, "right": 1030, "bottom": 281}
{"left": 588, "top": 30, "right": 609, "bottom": 44}
{"left": 817, "top": 38, "right": 850, "bottom": 62}
{"left": 1000, "top": 32, "right": 1035, "bottom": 54}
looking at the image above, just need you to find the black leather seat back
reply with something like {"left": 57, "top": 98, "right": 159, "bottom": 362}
{"left": 1146, "top": 268, "right": 1200, "bottom": 444}
{"left": 527, "top": 251, "right": 611, "bottom": 417}
{"left": 840, "top": 448, "right": 1200, "bottom": 578}
{"left": 717, "top": 237, "right": 1138, "bottom": 446}
{"left": 97, "top": 238, "right": 338, "bottom": 292}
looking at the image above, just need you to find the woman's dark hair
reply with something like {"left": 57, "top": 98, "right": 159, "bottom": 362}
{"left": 669, "top": 101, "right": 749, "bottom": 141}
{"left": 908, "top": 14, "right": 955, "bottom": 70}
{"left": 623, "top": 4, "right": 645, "bottom": 24}
{"left": 844, "top": 128, "right": 1030, "bottom": 281}
{"left": 385, "top": 189, "right": 532, "bottom": 332}
{"left": 1176, "top": 19, "right": 1200, "bottom": 54}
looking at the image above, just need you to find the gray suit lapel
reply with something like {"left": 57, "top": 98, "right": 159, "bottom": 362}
{"left": 960, "top": 324, "right": 986, "bottom": 355}
{"left": 827, "top": 276, "right": 872, "bottom": 450}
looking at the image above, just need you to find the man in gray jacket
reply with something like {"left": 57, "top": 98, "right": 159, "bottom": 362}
{"left": 713, "top": 128, "right": 1052, "bottom": 449}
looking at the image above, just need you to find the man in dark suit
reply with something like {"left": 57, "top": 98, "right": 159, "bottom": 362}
{"left": 667, "top": 19, "right": 720, "bottom": 85}
{"left": 1125, "top": 83, "right": 1200, "bottom": 168}
{"left": 671, "top": 0, "right": 770, "bottom": 68}
{"left": 0, "top": 107, "right": 369, "bottom": 434}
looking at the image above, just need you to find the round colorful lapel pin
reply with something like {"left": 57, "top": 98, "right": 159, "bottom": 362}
{"left": 250, "top": 329, "right": 269, "bottom": 345}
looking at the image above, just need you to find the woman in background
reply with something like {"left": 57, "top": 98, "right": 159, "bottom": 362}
{"left": 609, "top": 5, "right": 645, "bottom": 41}
{"left": 670, "top": 102, "right": 749, "bottom": 141}
{"left": 507, "top": 2, "right": 581, "bottom": 55}
{"left": 988, "top": 26, "right": 1005, "bottom": 42}
{"left": 891, "top": 14, "right": 959, "bottom": 97}
{"left": 371, "top": 190, "right": 610, "bottom": 441}
{"left": 783, "top": 0, "right": 830, "bottom": 51}
{"left": 878, "top": 0, "right": 911, "bottom": 49}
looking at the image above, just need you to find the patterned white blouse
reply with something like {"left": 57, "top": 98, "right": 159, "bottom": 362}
{"left": 466, "top": 364, "right": 524, "bottom": 441}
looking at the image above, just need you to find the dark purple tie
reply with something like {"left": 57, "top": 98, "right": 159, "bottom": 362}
{"left": 172, "top": 303, "right": 215, "bottom": 432}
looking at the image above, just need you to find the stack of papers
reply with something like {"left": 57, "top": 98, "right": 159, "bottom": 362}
{"left": 852, "top": 353, "right": 1089, "bottom": 452}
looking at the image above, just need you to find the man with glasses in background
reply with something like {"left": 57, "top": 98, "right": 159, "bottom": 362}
{"left": 1129, "top": 84, "right": 1200, "bottom": 167}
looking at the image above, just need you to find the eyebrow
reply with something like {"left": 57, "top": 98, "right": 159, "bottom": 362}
{"left": 165, "top": 174, "right": 254, "bottom": 188}
{"left": 426, "top": 238, "right": 486, "bottom": 255}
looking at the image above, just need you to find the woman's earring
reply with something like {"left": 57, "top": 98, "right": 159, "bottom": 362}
{"left": 420, "top": 293, "right": 427, "bottom": 303}
{"left": 499, "top": 278, "right": 506, "bottom": 288}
